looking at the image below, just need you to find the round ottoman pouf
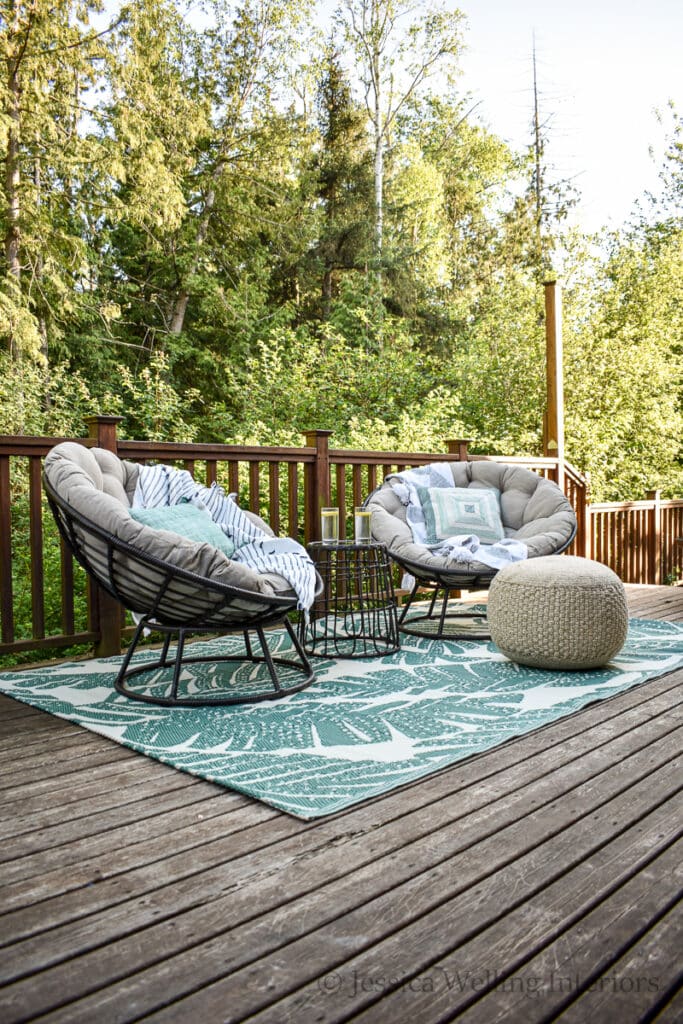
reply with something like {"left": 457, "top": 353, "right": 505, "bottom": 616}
{"left": 487, "top": 556, "right": 629, "bottom": 670}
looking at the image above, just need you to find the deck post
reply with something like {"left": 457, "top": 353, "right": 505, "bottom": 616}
{"left": 646, "top": 489, "right": 662, "bottom": 585}
{"left": 543, "top": 280, "right": 565, "bottom": 492}
{"left": 0, "top": 455, "right": 14, "bottom": 644}
{"left": 84, "top": 415, "right": 123, "bottom": 453}
{"left": 303, "top": 430, "right": 333, "bottom": 544}
{"left": 446, "top": 439, "right": 472, "bottom": 460}
{"left": 85, "top": 416, "right": 124, "bottom": 657}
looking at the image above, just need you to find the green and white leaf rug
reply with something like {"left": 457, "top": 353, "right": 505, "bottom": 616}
{"left": 1, "top": 617, "right": 682, "bottom": 819}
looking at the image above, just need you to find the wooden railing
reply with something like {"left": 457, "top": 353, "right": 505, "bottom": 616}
{"left": 590, "top": 491, "right": 683, "bottom": 588}
{"left": 0, "top": 416, "right": 681, "bottom": 661}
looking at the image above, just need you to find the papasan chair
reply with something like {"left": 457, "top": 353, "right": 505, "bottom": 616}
{"left": 43, "top": 442, "right": 319, "bottom": 706}
{"left": 364, "top": 460, "right": 577, "bottom": 639}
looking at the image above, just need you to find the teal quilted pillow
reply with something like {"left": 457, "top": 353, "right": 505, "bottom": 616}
{"left": 417, "top": 486, "right": 505, "bottom": 545}
{"left": 129, "top": 503, "right": 236, "bottom": 558}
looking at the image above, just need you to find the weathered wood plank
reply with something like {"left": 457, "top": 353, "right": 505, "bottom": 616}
{"left": 0, "top": 781, "right": 233, "bottom": 865}
{"left": 0, "top": 745, "right": 139, "bottom": 791}
{"left": 649, "top": 982, "right": 683, "bottom": 1023}
{"left": 2, "top": 718, "right": 679, "bottom": 1019}
{"left": 0, "top": 799, "right": 279, "bottom": 907}
{"left": 0, "top": 751, "right": 163, "bottom": 811}
{"left": 558, "top": 902, "right": 683, "bottom": 1024}
{"left": 41, "top": 779, "right": 683, "bottom": 1024}
{"left": 0, "top": 726, "right": 109, "bottom": 759}
{"left": 446, "top": 845, "right": 682, "bottom": 1023}
{"left": 113, "top": 772, "right": 682, "bottom": 1024}
{"left": 625, "top": 584, "right": 683, "bottom": 621}
{"left": 0, "top": 764, "right": 205, "bottom": 836}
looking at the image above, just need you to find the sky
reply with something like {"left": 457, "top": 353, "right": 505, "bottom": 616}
{"left": 458, "top": 0, "right": 682, "bottom": 232}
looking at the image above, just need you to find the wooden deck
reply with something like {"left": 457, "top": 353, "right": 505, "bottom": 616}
{"left": 1, "top": 585, "right": 682, "bottom": 1024}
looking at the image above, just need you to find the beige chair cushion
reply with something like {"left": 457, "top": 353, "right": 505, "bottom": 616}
{"left": 367, "top": 462, "right": 576, "bottom": 576}
{"left": 43, "top": 442, "right": 286, "bottom": 596}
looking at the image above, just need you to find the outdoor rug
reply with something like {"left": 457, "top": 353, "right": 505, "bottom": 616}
{"left": 1, "top": 616, "right": 683, "bottom": 819}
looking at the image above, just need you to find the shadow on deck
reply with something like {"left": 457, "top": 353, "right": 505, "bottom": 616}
{"left": 0, "top": 585, "right": 682, "bottom": 1023}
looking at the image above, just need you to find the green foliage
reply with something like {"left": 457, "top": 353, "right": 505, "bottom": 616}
{"left": 0, "top": 352, "right": 95, "bottom": 436}
{"left": 100, "top": 352, "right": 202, "bottom": 442}
{"left": 562, "top": 224, "right": 683, "bottom": 500}
{"left": 0, "top": 0, "right": 679, "bottom": 510}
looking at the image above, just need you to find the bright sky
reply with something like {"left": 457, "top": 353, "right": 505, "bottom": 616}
{"left": 459, "top": 0, "right": 682, "bottom": 232}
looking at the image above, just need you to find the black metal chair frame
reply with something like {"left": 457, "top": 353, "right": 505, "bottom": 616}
{"left": 363, "top": 493, "right": 578, "bottom": 641}
{"left": 44, "top": 477, "right": 317, "bottom": 707}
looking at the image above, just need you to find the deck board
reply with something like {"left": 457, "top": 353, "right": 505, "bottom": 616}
{"left": 0, "top": 584, "right": 681, "bottom": 1023}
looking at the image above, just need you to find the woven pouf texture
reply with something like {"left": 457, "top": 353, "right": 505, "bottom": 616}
{"left": 487, "top": 556, "right": 629, "bottom": 670}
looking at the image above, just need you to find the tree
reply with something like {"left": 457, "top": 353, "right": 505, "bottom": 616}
{"left": 312, "top": 45, "right": 373, "bottom": 315}
{"left": 98, "top": 0, "right": 208, "bottom": 350}
{"left": 163, "top": 0, "right": 314, "bottom": 337}
{"left": 653, "top": 101, "right": 683, "bottom": 218}
{"left": 561, "top": 225, "right": 683, "bottom": 500}
{"left": 385, "top": 94, "right": 515, "bottom": 336}
{"left": 336, "top": 0, "right": 465, "bottom": 276}
{"left": 0, "top": 0, "right": 110, "bottom": 358}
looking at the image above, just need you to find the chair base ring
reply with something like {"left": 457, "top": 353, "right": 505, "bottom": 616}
{"left": 398, "top": 611, "right": 490, "bottom": 642}
{"left": 398, "top": 579, "right": 490, "bottom": 641}
{"left": 114, "top": 618, "right": 314, "bottom": 707}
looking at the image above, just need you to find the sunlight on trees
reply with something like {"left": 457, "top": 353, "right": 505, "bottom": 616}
{"left": 0, "top": 0, "right": 680, "bottom": 500}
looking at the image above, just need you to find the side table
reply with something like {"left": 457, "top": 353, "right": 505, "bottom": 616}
{"left": 300, "top": 541, "right": 400, "bottom": 658}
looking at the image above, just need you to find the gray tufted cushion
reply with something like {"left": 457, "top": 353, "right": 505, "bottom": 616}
{"left": 43, "top": 442, "right": 290, "bottom": 598}
{"left": 366, "top": 462, "right": 576, "bottom": 577}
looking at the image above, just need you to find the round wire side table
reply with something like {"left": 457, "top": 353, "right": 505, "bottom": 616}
{"left": 300, "top": 541, "right": 400, "bottom": 658}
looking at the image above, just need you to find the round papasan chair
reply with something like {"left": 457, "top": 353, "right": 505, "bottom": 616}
{"left": 364, "top": 460, "right": 577, "bottom": 639}
{"left": 43, "top": 442, "right": 320, "bottom": 706}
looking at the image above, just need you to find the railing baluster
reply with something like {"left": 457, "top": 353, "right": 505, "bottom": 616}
{"left": 60, "top": 536, "right": 75, "bottom": 637}
{"left": 0, "top": 455, "right": 14, "bottom": 644}
{"left": 249, "top": 461, "right": 260, "bottom": 514}
{"left": 288, "top": 463, "right": 299, "bottom": 541}
{"left": 352, "top": 464, "right": 362, "bottom": 509}
{"left": 228, "top": 461, "right": 239, "bottom": 497}
{"left": 268, "top": 462, "right": 280, "bottom": 534}
{"left": 29, "top": 457, "right": 45, "bottom": 638}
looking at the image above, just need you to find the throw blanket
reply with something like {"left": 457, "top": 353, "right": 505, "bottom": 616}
{"left": 133, "top": 464, "right": 316, "bottom": 611}
{"left": 436, "top": 534, "right": 528, "bottom": 570}
{"left": 387, "top": 463, "right": 528, "bottom": 571}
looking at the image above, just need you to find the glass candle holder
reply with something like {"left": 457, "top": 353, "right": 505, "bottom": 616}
{"left": 354, "top": 507, "right": 372, "bottom": 544}
{"left": 320, "top": 507, "right": 339, "bottom": 545}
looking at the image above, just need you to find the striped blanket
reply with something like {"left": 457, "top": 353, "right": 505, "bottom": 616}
{"left": 133, "top": 464, "right": 316, "bottom": 611}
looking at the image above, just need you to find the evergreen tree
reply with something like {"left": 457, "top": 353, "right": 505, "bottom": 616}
{"left": 0, "top": 0, "right": 110, "bottom": 358}
{"left": 312, "top": 45, "right": 373, "bottom": 316}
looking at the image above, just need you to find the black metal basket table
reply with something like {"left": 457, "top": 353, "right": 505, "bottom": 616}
{"left": 300, "top": 540, "right": 400, "bottom": 659}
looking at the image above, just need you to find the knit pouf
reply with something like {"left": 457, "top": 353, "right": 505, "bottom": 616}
{"left": 487, "top": 556, "right": 629, "bottom": 670}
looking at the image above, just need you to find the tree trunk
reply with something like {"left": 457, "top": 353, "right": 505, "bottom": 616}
{"left": 169, "top": 184, "right": 217, "bottom": 335}
{"left": 5, "top": 72, "right": 21, "bottom": 273}
{"left": 322, "top": 263, "right": 334, "bottom": 317}
{"left": 169, "top": 290, "right": 191, "bottom": 335}
{"left": 372, "top": 55, "right": 383, "bottom": 263}
{"left": 4, "top": 59, "right": 22, "bottom": 358}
